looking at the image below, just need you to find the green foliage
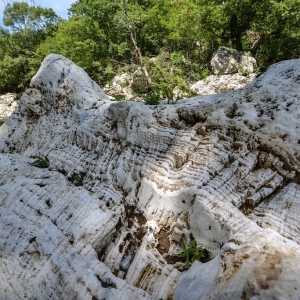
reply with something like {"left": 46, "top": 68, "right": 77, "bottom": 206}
{"left": 138, "top": 84, "right": 179, "bottom": 105}
{"left": 177, "top": 240, "right": 206, "bottom": 267}
{"left": 0, "top": 1, "right": 59, "bottom": 93}
{"left": 114, "top": 94, "right": 126, "bottom": 101}
{"left": 146, "top": 51, "right": 194, "bottom": 98}
{"left": 32, "top": 156, "right": 49, "bottom": 168}
{"left": 162, "top": 85, "right": 174, "bottom": 104}
{"left": 200, "top": 68, "right": 210, "bottom": 80}
{"left": 239, "top": 66, "right": 251, "bottom": 77}
{"left": 1, "top": 0, "right": 300, "bottom": 94}
{"left": 3, "top": 1, "right": 58, "bottom": 35}
{"left": 0, "top": 55, "right": 28, "bottom": 92}
{"left": 143, "top": 87, "right": 160, "bottom": 105}
{"left": 72, "top": 173, "right": 83, "bottom": 185}
{"left": 32, "top": 17, "right": 109, "bottom": 83}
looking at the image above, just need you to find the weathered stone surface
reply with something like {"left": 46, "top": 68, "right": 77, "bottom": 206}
{"left": 211, "top": 46, "right": 257, "bottom": 75}
{"left": 0, "top": 54, "right": 300, "bottom": 299}
{"left": 191, "top": 47, "right": 257, "bottom": 96}
{"left": 132, "top": 67, "right": 149, "bottom": 88}
{"left": 191, "top": 73, "right": 256, "bottom": 95}
{"left": 0, "top": 153, "right": 150, "bottom": 300}
{"left": 0, "top": 93, "right": 18, "bottom": 124}
{"left": 104, "top": 73, "right": 134, "bottom": 100}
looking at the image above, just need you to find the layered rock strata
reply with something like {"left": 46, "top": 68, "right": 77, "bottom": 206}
{"left": 0, "top": 54, "right": 299, "bottom": 299}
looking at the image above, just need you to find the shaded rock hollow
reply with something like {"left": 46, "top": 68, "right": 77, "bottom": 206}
{"left": 0, "top": 54, "right": 299, "bottom": 299}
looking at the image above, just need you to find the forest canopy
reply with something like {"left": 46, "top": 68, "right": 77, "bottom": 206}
{"left": 0, "top": 0, "right": 300, "bottom": 94}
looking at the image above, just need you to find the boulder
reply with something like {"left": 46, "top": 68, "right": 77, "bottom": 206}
{"left": 0, "top": 54, "right": 300, "bottom": 299}
{"left": 191, "top": 73, "right": 256, "bottom": 95}
{"left": 104, "top": 72, "right": 134, "bottom": 100}
{"left": 131, "top": 67, "right": 149, "bottom": 88}
{"left": 113, "top": 72, "right": 132, "bottom": 87}
{"left": 0, "top": 93, "right": 18, "bottom": 124}
{"left": 191, "top": 47, "right": 257, "bottom": 96}
{"left": 211, "top": 46, "right": 257, "bottom": 75}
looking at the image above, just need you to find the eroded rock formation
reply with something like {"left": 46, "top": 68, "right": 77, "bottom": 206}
{"left": 0, "top": 54, "right": 299, "bottom": 300}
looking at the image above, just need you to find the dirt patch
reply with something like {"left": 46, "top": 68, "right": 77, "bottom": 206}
{"left": 155, "top": 228, "right": 170, "bottom": 255}
{"left": 165, "top": 255, "right": 186, "bottom": 266}
{"left": 125, "top": 205, "right": 147, "bottom": 245}
{"left": 119, "top": 233, "right": 135, "bottom": 254}
{"left": 240, "top": 201, "right": 256, "bottom": 215}
{"left": 95, "top": 275, "right": 117, "bottom": 289}
{"left": 254, "top": 251, "right": 282, "bottom": 290}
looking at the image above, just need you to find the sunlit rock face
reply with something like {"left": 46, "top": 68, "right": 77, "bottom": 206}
{"left": 190, "top": 72, "right": 256, "bottom": 96}
{"left": 191, "top": 47, "right": 257, "bottom": 96}
{"left": 211, "top": 46, "right": 257, "bottom": 75}
{"left": 0, "top": 54, "right": 300, "bottom": 300}
{"left": 0, "top": 93, "right": 18, "bottom": 125}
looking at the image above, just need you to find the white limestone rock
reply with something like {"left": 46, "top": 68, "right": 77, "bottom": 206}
{"left": 104, "top": 73, "right": 134, "bottom": 100}
{"left": 132, "top": 67, "right": 149, "bottom": 88}
{"left": 191, "top": 47, "right": 257, "bottom": 96}
{"left": 191, "top": 73, "right": 256, "bottom": 95}
{"left": 211, "top": 46, "right": 257, "bottom": 75}
{"left": 0, "top": 153, "right": 151, "bottom": 300}
{"left": 0, "top": 93, "right": 18, "bottom": 124}
{"left": 0, "top": 54, "right": 300, "bottom": 299}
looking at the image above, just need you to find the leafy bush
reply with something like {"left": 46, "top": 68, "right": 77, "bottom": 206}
{"left": 114, "top": 94, "right": 126, "bottom": 101}
{"left": 144, "top": 87, "right": 160, "bottom": 105}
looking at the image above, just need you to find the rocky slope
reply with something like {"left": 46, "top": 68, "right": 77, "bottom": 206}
{"left": 0, "top": 54, "right": 299, "bottom": 300}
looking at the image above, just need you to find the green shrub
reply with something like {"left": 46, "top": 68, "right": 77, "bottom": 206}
{"left": 114, "top": 94, "right": 126, "bottom": 101}
{"left": 144, "top": 87, "right": 160, "bottom": 105}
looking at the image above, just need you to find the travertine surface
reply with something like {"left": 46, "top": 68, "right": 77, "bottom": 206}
{"left": 0, "top": 54, "right": 299, "bottom": 300}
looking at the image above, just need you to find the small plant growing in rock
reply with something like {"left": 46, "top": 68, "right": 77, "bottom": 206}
{"left": 177, "top": 239, "right": 206, "bottom": 267}
{"left": 72, "top": 173, "right": 83, "bottom": 185}
{"left": 204, "top": 78, "right": 210, "bottom": 85}
{"left": 32, "top": 156, "right": 49, "bottom": 168}
{"left": 239, "top": 66, "right": 251, "bottom": 76}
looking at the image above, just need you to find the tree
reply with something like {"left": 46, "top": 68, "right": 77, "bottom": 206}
{"left": 32, "top": 17, "right": 110, "bottom": 84}
{"left": 0, "top": 1, "right": 59, "bottom": 92}
{"left": 114, "top": 0, "right": 153, "bottom": 86}
{"left": 1, "top": 0, "right": 300, "bottom": 94}
{"left": 3, "top": 1, "right": 58, "bottom": 53}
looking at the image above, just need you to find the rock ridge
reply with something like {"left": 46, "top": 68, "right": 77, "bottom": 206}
{"left": 0, "top": 54, "right": 299, "bottom": 299}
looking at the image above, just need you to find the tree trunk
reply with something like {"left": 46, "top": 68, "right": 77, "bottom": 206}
{"left": 121, "top": 0, "right": 152, "bottom": 87}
